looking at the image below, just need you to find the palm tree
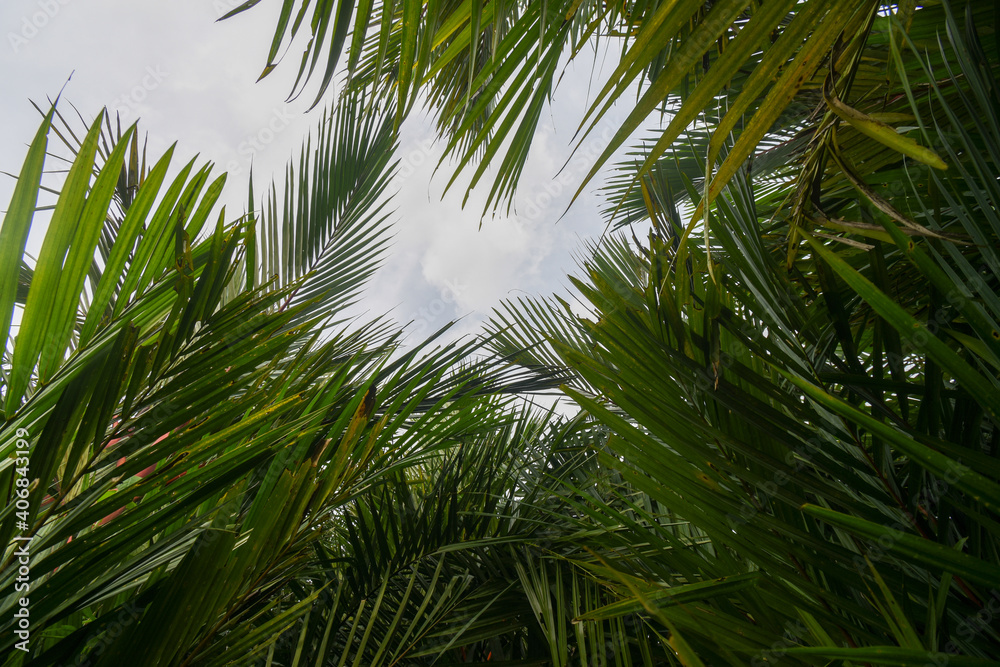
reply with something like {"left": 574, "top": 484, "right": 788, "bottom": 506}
{"left": 4, "top": 0, "right": 1000, "bottom": 665}
{"left": 0, "top": 95, "right": 565, "bottom": 665}
{"left": 225, "top": 0, "right": 900, "bottom": 217}
{"left": 479, "top": 1, "right": 1000, "bottom": 663}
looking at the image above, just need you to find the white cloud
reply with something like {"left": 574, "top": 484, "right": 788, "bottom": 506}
{"left": 1, "top": 0, "right": 647, "bottom": 356}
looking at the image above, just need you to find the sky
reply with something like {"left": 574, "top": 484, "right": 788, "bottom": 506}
{"left": 1, "top": 0, "right": 638, "bottom": 350}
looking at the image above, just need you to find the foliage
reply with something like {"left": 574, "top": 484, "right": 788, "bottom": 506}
{"left": 224, "top": 0, "right": 899, "bottom": 216}
{"left": 0, "top": 96, "right": 561, "bottom": 664}
{"left": 3, "top": 0, "right": 1000, "bottom": 665}
{"left": 483, "top": 1, "right": 1000, "bottom": 664}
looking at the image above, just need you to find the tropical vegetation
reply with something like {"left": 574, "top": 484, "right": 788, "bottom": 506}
{"left": 2, "top": 0, "right": 999, "bottom": 665}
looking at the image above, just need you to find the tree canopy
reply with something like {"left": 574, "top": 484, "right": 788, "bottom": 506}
{"left": 2, "top": 1, "right": 999, "bottom": 665}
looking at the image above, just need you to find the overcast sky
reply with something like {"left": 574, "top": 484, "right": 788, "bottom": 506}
{"left": 1, "top": 0, "right": 638, "bottom": 349}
